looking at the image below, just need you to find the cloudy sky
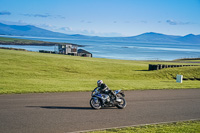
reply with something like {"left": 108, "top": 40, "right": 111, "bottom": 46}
{"left": 0, "top": 0, "right": 200, "bottom": 37}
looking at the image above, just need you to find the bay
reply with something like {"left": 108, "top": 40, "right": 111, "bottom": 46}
{"left": 0, "top": 35, "right": 199, "bottom": 60}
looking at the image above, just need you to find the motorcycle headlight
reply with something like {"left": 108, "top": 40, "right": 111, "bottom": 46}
{"left": 92, "top": 91, "right": 95, "bottom": 96}
{"left": 91, "top": 90, "right": 98, "bottom": 96}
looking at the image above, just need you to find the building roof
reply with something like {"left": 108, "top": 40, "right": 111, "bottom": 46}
{"left": 78, "top": 49, "right": 92, "bottom": 54}
{"left": 58, "top": 43, "right": 77, "bottom": 46}
{"left": 57, "top": 43, "right": 84, "bottom": 47}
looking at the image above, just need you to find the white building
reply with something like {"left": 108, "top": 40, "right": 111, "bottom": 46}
{"left": 58, "top": 44, "right": 92, "bottom": 57}
{"left": 58, "top": 44, "right": 78, "bottom": 55}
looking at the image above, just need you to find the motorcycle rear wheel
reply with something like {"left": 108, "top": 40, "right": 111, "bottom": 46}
{"left": 90, "top": 98, "right": 102, "bottom": 109}
{"left": 116, "top": 97, "right": 126, "bottom": 109}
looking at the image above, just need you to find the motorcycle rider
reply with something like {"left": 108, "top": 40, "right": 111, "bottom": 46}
{"left": 97, "top": 80, "right": 117, "bottom": 100}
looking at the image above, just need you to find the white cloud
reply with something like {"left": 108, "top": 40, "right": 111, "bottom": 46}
{"left": 0, "top": 20, "right": 28, "bottom": 25}
{"left": 22, "top": 13, "right": 50, "bottom": 18}
{"left": 22, "top": 13, "right": 65, "bottom": 19}
{"left": 0, "top": 11, "right": 11, "bottom": 15}
{"left": 166, "top": 19, "right": 191, "bottom": 25}
{"left": 57, "top": 27, "right": 73, "bottom": 33}
{"left": 45, "top": 26, "right": 123, "bottom": 37}
{"left": 1, "top": 20, "right": 123, "bottom": 37}
{"left": 141, "top": 20, "right": 147, "bottom": 23}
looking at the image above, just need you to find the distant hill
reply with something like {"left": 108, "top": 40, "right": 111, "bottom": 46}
{"left": 0, "top": 22, "right": 71, "bottom": 38}
{"left": 128, "top": 32, "right": 181, "bottom": 43}
{"left": 0, "top": 36, "right": 79, "bottom": 46}
{"left": 0, "top": 22, "right": 200, "bottom": 44}
{"left": 176, "top": 34, "right": 200, "bottom": 44}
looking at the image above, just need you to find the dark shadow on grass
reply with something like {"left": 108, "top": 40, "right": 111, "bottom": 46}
{"left": 160, "top": 81, "right": 175, "bottom": 83}
{"left": 135, "top": 70, "right": 149, "bottom": 71}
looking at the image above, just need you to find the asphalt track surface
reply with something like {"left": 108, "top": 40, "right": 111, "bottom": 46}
{"left": 0, "top": 89, "right": 200, "bottom": 133}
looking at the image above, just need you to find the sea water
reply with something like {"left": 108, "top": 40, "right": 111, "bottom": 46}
{"left": 0, "top": 35, "right": 199, "bottom": 60}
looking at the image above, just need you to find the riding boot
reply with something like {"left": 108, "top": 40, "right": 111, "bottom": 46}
{"left": 112, "top": 91, "right": 121, "bottom": 102}
{"left": 111, "top": 91, "right": 117, "bottom": 100}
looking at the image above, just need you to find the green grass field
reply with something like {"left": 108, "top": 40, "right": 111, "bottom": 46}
{"left": 88, "top": 120, "right": 200, "bottom": 133}
{"left": 0, "top": 49, "right": 200, "bottom": 94}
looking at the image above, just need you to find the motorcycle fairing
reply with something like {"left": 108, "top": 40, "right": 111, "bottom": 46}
{"left": 114, "top": 90, "right": 125, "bottom": 97}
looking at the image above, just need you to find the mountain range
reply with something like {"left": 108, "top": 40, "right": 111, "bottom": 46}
{"left": 0, "top": 22, "right": 200, "bottom": 44}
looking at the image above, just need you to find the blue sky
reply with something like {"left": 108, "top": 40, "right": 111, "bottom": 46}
{"left": 0, "top": 0, "right": 200, "bottom": 37}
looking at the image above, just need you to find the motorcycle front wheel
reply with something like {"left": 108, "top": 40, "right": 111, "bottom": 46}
{"left": 116, "top": 97, "right": 127, "bottom": 109}
{"left": 90, "top": 98, "right": 102, "bottom": 109}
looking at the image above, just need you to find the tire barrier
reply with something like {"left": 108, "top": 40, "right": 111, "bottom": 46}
{"left": 149, "top": 64, "right": 200, "bottom": 81}
{"left": 148, "top": 64, "right": 199, "bottom": 71}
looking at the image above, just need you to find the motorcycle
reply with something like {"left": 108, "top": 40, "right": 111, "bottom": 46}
{"left": 90, "top": 87, "right": 127, "bottom": 109}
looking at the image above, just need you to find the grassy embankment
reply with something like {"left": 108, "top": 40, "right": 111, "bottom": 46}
{"left": 88, "top": 120, "right": 200, "bottom": 133}
{"left": 0, "top": 49, "right": 200, "bottom": 94}
{"left": 0, "top": 36, "right": 72, "bottom": 45}
{"left": 174, "top": 58, "right": 200, "bottom": 63}
{"left": 176, "top": 60, "right": 200, "bottom": 62}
